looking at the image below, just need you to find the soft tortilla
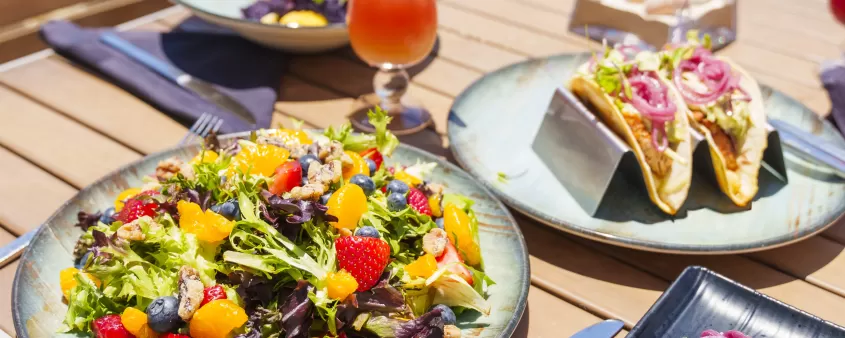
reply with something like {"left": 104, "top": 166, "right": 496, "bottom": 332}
{"left": 569, "top": 63, "right": 693, "bottom": 215}
{"left": 682, "top": 58, "right": 768, "bottom": 207}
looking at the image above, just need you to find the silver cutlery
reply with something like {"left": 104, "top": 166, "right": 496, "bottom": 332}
{"left": 768, "top": 118, "right": 845, "bottom": 179}
{"left": 570, "top": 319, "right": 625, "bottom": 338}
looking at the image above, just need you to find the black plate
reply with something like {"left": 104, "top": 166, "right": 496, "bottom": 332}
{"left": 628, "top": 266, "right": 845, "bottom": 338}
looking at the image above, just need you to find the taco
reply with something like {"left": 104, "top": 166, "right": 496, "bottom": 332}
{"left": 659, "top": 32, "right": 768, "bottom": 207}
{"left": 569, "top": 46, "right": 693, "bottom": 215}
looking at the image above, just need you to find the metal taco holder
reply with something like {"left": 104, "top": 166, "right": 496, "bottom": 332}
{"left": 531, "top": 86, "right": 788, "bottom": 216}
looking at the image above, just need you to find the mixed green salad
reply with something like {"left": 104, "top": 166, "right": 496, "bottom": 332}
{"left": 64, "top": 109, "right": 494, "bottom": 338}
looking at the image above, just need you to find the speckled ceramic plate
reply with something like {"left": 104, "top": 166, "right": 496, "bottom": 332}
{"left": 12, "top": 132, "right": 529, "bottom": 337}
{"left": 447, "top": 53, "right": 845, "bottom": 254}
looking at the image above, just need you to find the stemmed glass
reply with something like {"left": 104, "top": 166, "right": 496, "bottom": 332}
{"left": 346, "top": 0, "right": 439, "bottom": 135}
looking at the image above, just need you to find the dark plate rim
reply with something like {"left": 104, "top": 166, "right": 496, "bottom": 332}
{"left": 170, "top": 0, "right": 348, "bottom": 31}
{"left": 446, "top": 52, "right": 845, "bottom": 255}
{"left": 13, "top": 131, "right": 530, "bottom": 338}
{"left": 627, "top": 265, "right": 845, "bottom": 336}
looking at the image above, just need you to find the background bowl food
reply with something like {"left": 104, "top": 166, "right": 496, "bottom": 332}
{"left": 172, "top": 0, "right": 349, "bottom": 53}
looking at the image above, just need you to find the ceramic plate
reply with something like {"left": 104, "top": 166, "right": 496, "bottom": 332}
{"left": 13, "top": 132, "right": 529, "bottom": 337}
{"left": 448, "top": 53, "right": 845, "bottom": 254}
{"left": 172, "top": 0, "right": 349, "bottom": 53}
{"left": 628, "top": 266, "right": 845, "bottom": 337}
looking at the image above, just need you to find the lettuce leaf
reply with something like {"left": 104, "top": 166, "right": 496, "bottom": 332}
{"left": 425, "top": 266, "right": 491, "bottom": 315}
{"left": 323, "top": 106, "right": 400, "bottom": 156}
{"left": 59, "top": 273, "right": 120, "bottom": 333}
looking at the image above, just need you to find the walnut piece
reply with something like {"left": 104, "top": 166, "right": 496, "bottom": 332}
{"left": 116, "top": 220, "right": 145, "bottom": 241}
{"left": 177, "top": 266, "right": 204, "bottom": 321}
{"left": 155, "top": 157, "right": 183, "bottom": 181}
{"left": 422, "top": 228, "right": 449, "bottom": 258}
{"left": 288, "top": 183, "right": 327, "bottom": 201}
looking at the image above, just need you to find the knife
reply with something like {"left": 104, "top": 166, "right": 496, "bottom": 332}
{"left": 98, "top": 31, "right": 256, "bottom": 126}
{"left": 768, "top": 118, "right": 845, "bottom": 179}
{"left": 570, "top": 319, "right": 625, "bottom": 338}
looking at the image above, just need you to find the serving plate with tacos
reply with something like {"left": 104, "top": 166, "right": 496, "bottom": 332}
{"left": 447, "top": 32, "right": 845, "bottom": 254}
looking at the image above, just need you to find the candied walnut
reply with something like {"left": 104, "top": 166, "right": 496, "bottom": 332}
{"left": 116, "top": 220, "right": 145, "bottom": 241}
{"left": 307, "top": 160, "right": 342, "bottom": 186}
{"left": 155, "top": 157, "right": 183, "bottom": 181}
{"left": 289, "top": 183, "right": 327, "bottom": 201}
{"left": 177, "top": 266, "right": 204, "bottom": 321}
{"left": 422, "top": 228, "right": 449, "bottom": 257}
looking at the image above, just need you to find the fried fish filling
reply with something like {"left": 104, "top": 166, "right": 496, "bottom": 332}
{"left": 624, "top": 114, "right": 673, "bottom": 177}
{"left": 692, "top": 111, "right": 738, "bottom": 170}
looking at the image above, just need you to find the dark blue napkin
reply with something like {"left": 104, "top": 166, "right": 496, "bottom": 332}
{"left": 39, "top": 19, "right": 286, "bottom": 134}
{"left": 821, "top": 60, "right": 845, "bottom": 136}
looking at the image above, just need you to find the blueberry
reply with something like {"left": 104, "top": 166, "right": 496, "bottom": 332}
{"left": 430, "top": 304, "right": 456, "bottom": 325}
{"left": 435, "top": 218, "right": 444, "bottom": 230}
{"left": 350, "top": 174, "right": 375, "bottom": 196}
{"left": 75, "top": 251, "right": 92, "bottom": 270}
{"left": 387, "top": 192, "right": 407, "bottom": 211}
{"left": 99, "top": 207, "right": 116, "bottom": 224}
{"left": 386, "top": 180, "right": 409, "bottom": 195}
{"left": 355, "top": 226, "right": 380, "bottom": 238}
{"left": 146, "top": 296, "right": 183, "bottom": 333}
{"left": 299, "top": 154, "right": 320, "bottom": 175}
{"left": 319, "top": 192, "right": 333, "bottom": 205}
{"left": 365, "top": 159, "right": 377, "bottom": 176}
{"left": 211, "top": 199, "right": 240, "bottom": 220}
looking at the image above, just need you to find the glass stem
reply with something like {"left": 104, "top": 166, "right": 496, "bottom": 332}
{"left": 374, "top": 67, "right": 409, "bottom": 112}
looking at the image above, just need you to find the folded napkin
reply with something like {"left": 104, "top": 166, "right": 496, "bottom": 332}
{"left": 40, "top": 19, "right": 287, "bottom": 134}
{"left": 821, "top": 61, "right": 845, "bottom": 136}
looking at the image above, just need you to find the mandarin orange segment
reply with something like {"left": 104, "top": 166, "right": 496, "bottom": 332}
{"left": 228, "top": 143, "right": 289, "bottom": 177}
{"left": 189, "top": 299, "right": 248, "bottom": 338}
{"left": 443, "top": 204, "right": 481, "bottom": 266}
{"left": 342, "top": 151, "right": 370, "bottom": 179}
{"left": 428, "top": 194, "right": 442, "bottom": 218}
{"left": 405, "top": 253, "right": 438, "bottom": 278}
{"left": 394, "top": 170, "right": 421, "bottom": 187}
{"left": 325, "top": 270, "right": 358, "bottom": 300}
{"left": 190, "top": 150, "right": 219, "bottom": 165}
{"left": 266, "top": 129, "right": 313, "bottom": 145}
{"left": 114, "top": 188, "right": 142, "bottom": 212}
{"left": 60, "top": 267, "right": 101, "bottom": 298}
{"left": 120, "top": 307, "right": 158, "bottom": 338}
{"left": 326, "top": 184, "right": 368, "bottom": 230}
{"left": 177, "top": 201, "right": 235, "bottom": 242}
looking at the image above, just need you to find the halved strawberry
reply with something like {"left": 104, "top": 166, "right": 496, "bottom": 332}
{"left": 269, "top": 161, "right": 302, "bottom": 195}
{"left": 436, "top": 241, "right": 473, "bottom": 285}
{"left": 360, "top": 148, "right": 383, "bottom": 170}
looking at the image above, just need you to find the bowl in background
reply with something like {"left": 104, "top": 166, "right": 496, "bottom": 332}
{"left": 172, "top": 0, "right": 349, "bottom": 53}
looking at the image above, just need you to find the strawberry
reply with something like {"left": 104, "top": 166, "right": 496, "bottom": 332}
{"left": 335, "top": 236, "right": 391, "bottom": 291}
{"left": 93, "top": 314, "right": 133, "bottom": 338}
{"left": 406, "top": 188, "right": 432, "bottom": 216}
{"left": 360, "top": 148, "right": 383, "bottom": 170}
{"left": 162, "top": 334, "right": 191, "bottom": 338}
{"left": 201, "top": 285, "right": 227, "bottom": 306}
{"left": 269, "top": 161, "right": 302, "bottom": 195}
{"left": 437, "top": 241, "right": 473, "bottom": 285}
{"left": 115, "top": 198, "right": 158, "bottom": 223}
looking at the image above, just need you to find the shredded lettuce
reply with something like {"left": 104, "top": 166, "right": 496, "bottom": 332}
{"left": 425, "top": 265, "right": 491, "bottom": 315}
{"left": 324, "top": 106, "right": 400, "bottom": 156}
{"left": 60, "top": 273, "right": 120, "bottom": 333}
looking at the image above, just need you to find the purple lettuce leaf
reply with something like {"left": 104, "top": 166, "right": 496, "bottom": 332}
{"left": 235, "top": 306, "right": 284, "bottom": 338}
{"left": 280, "top": 280, "right": 315, "bottom": 338}
{"left": 228, "top": 271, "right": 276, "bottom": 312}
{"left": 260, "top": 190, "right": 337, "bottom": 239}
{"left": 335, "top": 273, "right": 406, "bottom": 330}
{"left": 242, "top": 0, "right": 295, "bottom": 20}
{"left": 394, "top": 308, "right": 444, "bottom": 338}
{"left": 74, "top": 211, "right": 102, "bottom": 231}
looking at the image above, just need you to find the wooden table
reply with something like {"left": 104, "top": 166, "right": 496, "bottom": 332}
{"left": 1, "top": 1, "right": 845, "bottom": 336}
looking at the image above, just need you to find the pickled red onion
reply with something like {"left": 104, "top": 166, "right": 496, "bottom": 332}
{"left": 616, "top": 44, "right": 642, "bottom": 60}
{"left": 673, "top": 47, "right": 747, "bottom": 105}
{"left": 624, "top": 71, "right": 677, "bottom": 152}
{"left": 701, "top": 330, "right": 750, "bottom": 338}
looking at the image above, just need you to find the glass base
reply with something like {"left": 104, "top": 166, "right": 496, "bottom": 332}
{"left": 350, "top": 103, "right": 432, "bottom": 136}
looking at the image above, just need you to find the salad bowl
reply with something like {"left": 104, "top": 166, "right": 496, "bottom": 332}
{"left": 172, "top": 0, "right": 349, "bottom": 53}
{"left": 12, "top": 129, "right": 529, "bottom": 337}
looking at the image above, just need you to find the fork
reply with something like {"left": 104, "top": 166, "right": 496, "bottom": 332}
{"left": 0, "top": 114, "right": 225, "bottom": 269}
